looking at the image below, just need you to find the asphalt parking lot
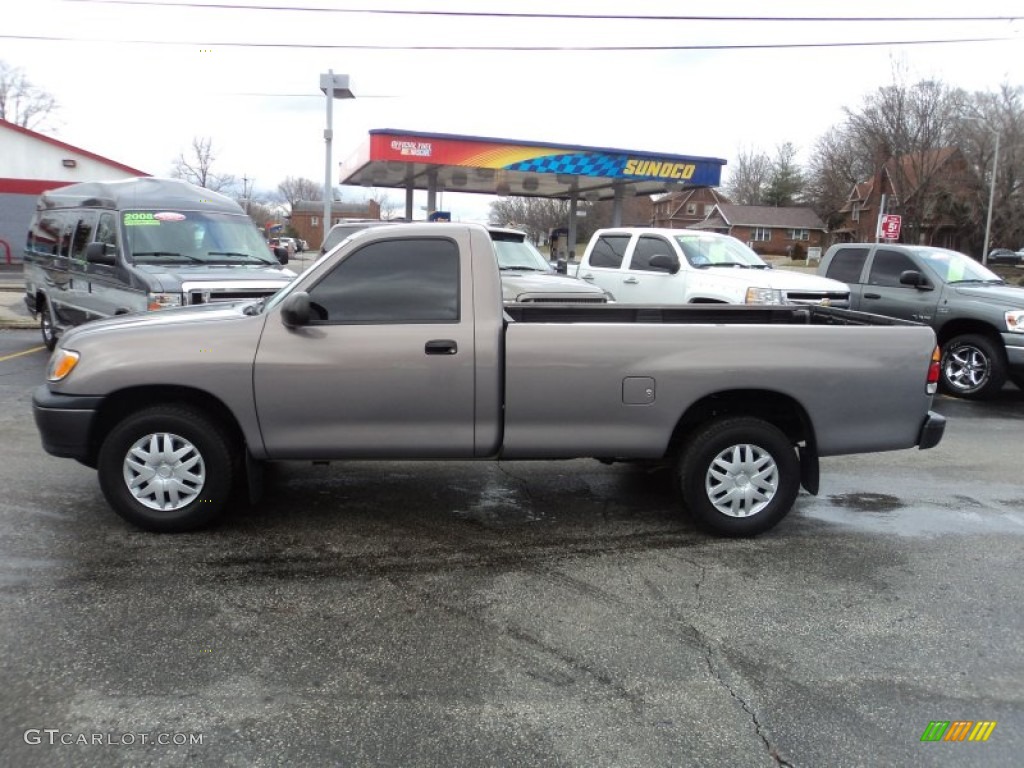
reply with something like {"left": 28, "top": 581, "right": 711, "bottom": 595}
{"left": 0, "top": 328, "right": 1021, "bottom": 768}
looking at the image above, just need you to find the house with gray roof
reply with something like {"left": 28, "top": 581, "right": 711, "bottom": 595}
{"left": 693, "top": 203, "right": 827, "bottom": 256}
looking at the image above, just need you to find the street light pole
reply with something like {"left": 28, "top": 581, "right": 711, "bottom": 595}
{"left": 320, "top": 71, "right": 355, "bottom": 248}
{"left": 981, "top": 130, "right": 999, "bottom": 267}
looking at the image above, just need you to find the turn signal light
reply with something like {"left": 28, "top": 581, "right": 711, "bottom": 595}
{"left": 47, "top": 349, "right": 80, "bottom": 382}
{"left": 926, "top": 346, "right": 940, "bottom": 394}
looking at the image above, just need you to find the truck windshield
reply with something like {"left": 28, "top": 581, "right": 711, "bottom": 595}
{"left": 123, "top": 210, "right": 277, "bottom": 266}
{"left": 913, "top": 247, "right": 1003, "bottom": 284}
{"left": 492, "top": 236, "right": 552, "bottom": 272}
{"left": 673, "top": 234, "right": 768, "bottom": 268}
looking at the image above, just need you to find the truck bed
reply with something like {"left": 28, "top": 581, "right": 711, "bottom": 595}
{"left": 505, "top": 303, "right": 921, "bottom": 325}
{"left": 503, "top": 303, "right": 917, "bottom": 327}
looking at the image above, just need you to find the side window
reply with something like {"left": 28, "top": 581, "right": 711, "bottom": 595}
{"left": 27, "top": 211, "right": 65, "bottom": 256}
{"left": 69, "top": 212, "right": 98, "bottom": 263}
{"left": 868, "top": 249, "right": 918, "bottom": 288}
{"left": 629, "top": 236, "right": 675, "bottom": 272}
{"left": 308, "top": 238, "right": 459, "bottom": 324}
{"left": 825, "top": 248, "right": 867, "bottom": 284}
{"left": 588, "top": 235, "right": 630, "bottom": 269}
{"left": 96, "top": 213, "right": 117, "bottom": 247}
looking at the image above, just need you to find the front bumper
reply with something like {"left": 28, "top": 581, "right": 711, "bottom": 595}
{"left": 917, "top": 410, "right": 946, "bottom": 450}
{"left": 32, "top": 386, "right": 103, "bottom": 461}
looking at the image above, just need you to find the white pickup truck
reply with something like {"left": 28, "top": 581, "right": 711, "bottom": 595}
{"left": 576, "top": 228, "right": 851, "bottom": 307}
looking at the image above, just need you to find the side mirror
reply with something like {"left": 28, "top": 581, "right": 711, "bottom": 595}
{"left": 899, "top": 269, "right": 931, "bottom": 290}
{"left": 274, "top": 246, "right": 289, "bottom": 265}
{"left": 555, "top": 258, "right": 568, "bottom": 274}
{"left": 280, "top": 291, "right": 311, "bottom": 327}
{"left": 85, "top": 242, "right": 116, "bottom": 265}
{"left": 648, "top": 253, "right": 680, "bottom": 274}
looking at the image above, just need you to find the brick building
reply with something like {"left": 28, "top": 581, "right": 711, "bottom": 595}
{"left": 290, "top": 200, "right": 381, "bottom": 250}
{"left": 650, "top": 187, "right": 730, "bottom": 228}
{"left": 833, "top": 147, "right": 974, "bottom": 249}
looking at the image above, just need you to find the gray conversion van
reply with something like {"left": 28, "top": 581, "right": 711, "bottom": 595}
{"left": 23, "top": 177, "right": 296, "bottom": 349}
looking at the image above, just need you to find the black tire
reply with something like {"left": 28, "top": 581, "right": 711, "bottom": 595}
{"left": 675, "top": 417, "right": 800, "bottom": 537}
{"left": 939, "top": 334, "right": 1007, "bottom": 400}
{"left": 39, "top": 297, "right": 57, "bottom": 351}
{"left": 97, "top": 405, "right": 234, "bottom": 532}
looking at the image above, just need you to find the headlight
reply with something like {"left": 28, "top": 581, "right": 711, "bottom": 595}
{"left": 147, "top": 292, "right": 183, "bottom": 311}
{"left": 47, "top": 349, "right": 80, "bottom": 382}
{"left": 744, "top": 287, "right": 784, "bottom": 305}
{"left": 1006, "top": 310, "right": 1024, "bottom": 333}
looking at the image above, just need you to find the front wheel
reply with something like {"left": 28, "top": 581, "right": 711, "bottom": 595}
{"left": 39, "top": 297, "right": 57, "bottom": 351}
{"left": 939, "top": 334, "right": 1006, "bottom": 400}
{"left": 675, "top": 417, "right": 800, "bottom": 537}
{"left": 97, "top": 406, "right": 234, "bottom": 532}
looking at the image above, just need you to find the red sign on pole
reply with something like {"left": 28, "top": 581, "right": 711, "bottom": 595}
{"left": 879, "top": 214, "right": 902, "bottom": 240}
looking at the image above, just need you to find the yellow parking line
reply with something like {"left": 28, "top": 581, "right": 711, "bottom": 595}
{"left": 0, "top": 345, "right": 46, "bottom": 363}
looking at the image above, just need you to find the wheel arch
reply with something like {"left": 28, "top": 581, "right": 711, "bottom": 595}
{"left": 86, "top": 386, "right": 248, "bottom": 467}
{"left": 666, "top": 389, "right": 818, "bottom": 491}
{"left": 935, "top": 319, "right": 1004, "bottom": 350}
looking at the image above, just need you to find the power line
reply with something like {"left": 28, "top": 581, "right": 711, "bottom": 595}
{"left": 58, "top": 0, "right": 1024, "bottom": 24}
{"left": 1, "top": 33, "right": 1016, "bottom": 51}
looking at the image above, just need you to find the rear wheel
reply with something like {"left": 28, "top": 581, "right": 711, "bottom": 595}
{"left": 939, "top": 334, "right": 1006, "bottom": 399}
{"left": 675, "top": 417, "right": 800, "bottom": 537}
{"left": 97, "top": 405, "right": 234, "bottom": 532}
{"left": 39, "top": 297, "right": 57, "bottom": 351}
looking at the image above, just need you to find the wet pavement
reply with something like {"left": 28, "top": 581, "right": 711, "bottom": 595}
{"left": 0, "top": 329, "right": 1021, "bottom": 767}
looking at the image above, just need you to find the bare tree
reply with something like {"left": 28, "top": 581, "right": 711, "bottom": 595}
{"left": 724, "top": 147, "right": 772, "bottom": 205}
{"left": 277, "top": 176, "right": 322, "bottom": 211}
{"left": 488, "top": 197, "right": 571, "bottom": 245}
{"left": 363, "top": 188, "right": 399, "bottom": 220}
{"left": 0, "top": 60, "right": 59, "bottom": 131}
{"left": 171, "top": 136, "right": 236, "bottom": 192}
{"left": 842, "top": 64, "right": 966, "bottom": 243}
{"left": 958, "top": 83, "right": 1024, "bottom": 253}
{"left": 804, "top": 126, "right": 871, "bottom": 232}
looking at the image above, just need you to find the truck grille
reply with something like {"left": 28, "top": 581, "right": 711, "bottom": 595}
{"left": 181, "top": 281, "right": 288, "bottom": 305}
{"left": 783, "top": 291, "right": 850, "bottom": 309}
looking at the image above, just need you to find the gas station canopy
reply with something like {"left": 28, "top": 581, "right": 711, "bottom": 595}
{"left": 339, "top": 129, "right": 726, "bottom": 202}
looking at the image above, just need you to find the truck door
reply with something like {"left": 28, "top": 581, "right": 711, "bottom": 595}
{"left": 859, "top": 248, "right": 940, "bottom": 323}
{"left": 615, "top": 234, "right": 680, "bottom": 303}
{"left": 577, "top": 233, "right": 630, "bottom": 296}
{"left": 822, "top": 246, "right": 869, "bottom": 310}
{"left": 254, "top": 235, "right": 476, "bottom": 459}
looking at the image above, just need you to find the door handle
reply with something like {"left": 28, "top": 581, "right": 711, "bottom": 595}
{"left": 425, "top": 339, "right": 458, "bottom": 355}
{"left": 579, "top": 273, "right": 594, "bottom": 280}
{"left": 863, "top": 292, "right": 881, "bottom": 299}
{"left": 623, "top": 277, "right": 639, "bottom": 284}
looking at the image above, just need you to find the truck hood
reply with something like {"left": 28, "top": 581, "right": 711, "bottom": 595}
{"left": 60, "top": 301, "right": 255, "bottom": 344}
{"left": 134, "top": 263, "right": 296, "bottom": 290}
{"left": 501, "top": 271, "right": 609, "bottom": 301}
{"left": 705, "top": 267, "right": 849, "bottom": 292}
{"left": 951, "top": 283, "right": 1024, "bottom": 308}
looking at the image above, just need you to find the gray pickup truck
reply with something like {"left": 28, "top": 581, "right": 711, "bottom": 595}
{"left": 33, "top": 223, "right": 945, "bottom": 537}
{"left": 818, "top": 242, "right": 1024, "bottom": 399}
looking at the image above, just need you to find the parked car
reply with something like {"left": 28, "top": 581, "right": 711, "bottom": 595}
{"left": 576, "top": 228, "right": 851, "bottom": 307}
{"left": 33, "top": 223, "right": 944, "bottom": 535}
{"left": 818, "top": 242, "right": 1024, "bottom": 398}
{"left": 987, "top": 248, "right": 1023, "bottom": 266}
{"left": 23, "top": 177, "right": 294, "bottom": 351}
{"left": 321, "top": 221, "right": 612, "bottom": 304}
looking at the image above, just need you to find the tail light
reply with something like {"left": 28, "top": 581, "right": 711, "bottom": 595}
{"left": 926, "top": 346, "right": 940, "bottom": 394}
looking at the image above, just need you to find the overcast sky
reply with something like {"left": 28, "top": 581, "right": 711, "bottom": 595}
{"left": 4, "top": 0, "right": 1023, "bottom": 221}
